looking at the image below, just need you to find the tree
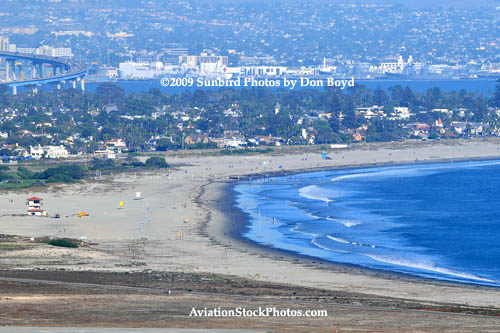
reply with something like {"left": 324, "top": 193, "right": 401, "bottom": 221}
{"left": 389, "top": 85, "right": 404, "bottom": 104}
{"left": 35, "top": 165, "right": 85, "bottom": 183}
{"left": 96, "top": 83, "right": 125, "bottom": 106}
{"left": 373, "top": 86, "right": 389, "bottom": 106}
{"left": 492, "top": 79, "right": 500, "bottom": 108}
{"left": 425, "top": 87, "right": 442, "bottom": 110}
{"left": 17, "top": 166, "right": 34, "bottom": 178}
{"left": 315, "top": 121, "right": 342, "bottom": 144}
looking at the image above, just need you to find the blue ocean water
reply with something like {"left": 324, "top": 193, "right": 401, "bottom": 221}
{"left": 234, "top": 160, "right": 500, "bottom": 286}
{"left": 83, "top": 78, "right": 498, "bottom": 95}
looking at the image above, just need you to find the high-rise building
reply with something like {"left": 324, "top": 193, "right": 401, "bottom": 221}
{"left": 0, "top": 36, "right": 10, "bottom": 51}
{"left": 36, "top": 45, "right": 73, "bottom": 58}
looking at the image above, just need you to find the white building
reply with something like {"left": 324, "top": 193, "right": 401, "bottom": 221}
{"left": 392, "top": 107, "right": 411, "bottom": 120}
{"left": 105, "top": 138, "right": 127, "bottom": 150}
{"left": 0, "top": 36, "right": 16, "bottom": 52}
{"left": 178, "top": 54, "right": 228, "bottom": 67}
{"left": 94, "top": 148, "right": 116, "bottom": 160}
{"left": 0, "top": 36, "right": 9, "bottom": 51}
{"left": 118, "top": 61, "right": 175, "bottom": 79}
{"left": 15, "top": 45, "right": 73, "bottom": 57}
{"left": 36, "top": 45, "right": 73, "bottom": 58}
{"left": 374, "top": 56, "right": 413, "bottom": 74}
{"left": 26, "top": 196, "right": 48, "bottom": 216}
{"left": 16, "top": 48, "right": 37, "bottom": 54}
{"left": 224, "top": 137, "right": 246, "bottom": 148}
{"left": 356, "top": 106, "right": 386, "bottom": 119}
{"left": 30, "top": 145, "right": 69, "bottom": 159}
{"left": 240, "top": 66, "right": 287, "bottom": 76}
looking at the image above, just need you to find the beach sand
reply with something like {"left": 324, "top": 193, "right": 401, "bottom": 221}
{"left": 2, "top": 139, "right": 500, "bottom": 329}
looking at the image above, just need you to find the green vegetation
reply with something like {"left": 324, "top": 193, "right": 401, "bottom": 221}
{"left": 0, "top": 157, "right": 172, "bottom": 190}
{"left": 46, "top": 239, "right": 79, "bottom": 248}
{"left": 1, "top": 81, "right": 500, "bottom": 158}
{"left": 144, "top": 157, "right": 169, "bottom": 168}
{"left": 220, "top": 148, "right": 274, "bottom": 155}
{"left": 34, "top": 165, "right": 84, "bottom": 183}
{"left": 0, "top": 164, "right": 85, "bottom": 189}
{"left": 0, "top": 243, "right": 30, "bottom": 251}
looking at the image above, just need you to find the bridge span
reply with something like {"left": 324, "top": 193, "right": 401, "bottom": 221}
{"left": 0, "top": 51, "right": 87, "bottom": 94}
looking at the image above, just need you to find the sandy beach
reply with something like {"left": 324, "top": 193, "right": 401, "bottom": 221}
{"left": 2, "top": 139, "right": 500, "bottom": 330}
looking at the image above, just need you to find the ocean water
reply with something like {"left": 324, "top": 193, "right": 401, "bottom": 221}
{"left": 83, "top": 78, "right": 499, "bottom": 95}
{"left": 234, "top": 160, "right": 500, "bottom": 286}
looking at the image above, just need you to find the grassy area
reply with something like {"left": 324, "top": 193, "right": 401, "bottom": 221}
{"left": 0, "top": 243, "right": 31, "bottom": 251}
{"left": 219, "top": 147, "right": 274, "bottom": 155}
{"left": 0, "top": 156, "right": 169, "bottom": 191}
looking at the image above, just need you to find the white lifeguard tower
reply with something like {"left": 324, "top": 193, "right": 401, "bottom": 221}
{"left": 26, "top": 197, "right": 47, "bottom": 216}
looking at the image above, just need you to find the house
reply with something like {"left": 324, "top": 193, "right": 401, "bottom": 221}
{"left": 224, "top": 137, "right": 247, "bottom": 148}
{"left": 208, "top": 137, "right": 226, "bottom": 148}
{"left": 355, "top": 106, "right": 386, "bottom": 120}
{"left": 26, "top": 197, "right": 47, "bottom": 216}
{"left": 94, "top": 148, "right": 116, "bottom": 160}
{"left": 105, "top": 139, "right": 127, "bottom": 151}
{"left": 184, "top": 133, "right": 209, "bottom": 145}
{"left": 408, "top": 123, "right": 431, "bottom": 137}
{"left": 392, "top": 107, "right": 411, "bottom": 120}
{"left": 353, "top": 132, "right": 363, "bottom": 142}
{"left": 17, "top": 130, "right": 34, "bottom": 137}
{"left": 432, "top": 108, "right": 453, "bottom": 116}
{"left": 105, "top": 105, "right": 119, "bottom": 113}
{"left": 147, "top": 135, "right": 174, "bottom": 149}
{"left": 275, "top": 102, "right": 281, "bottom": 115}
{"left": 29, "top": 145, "right": 69, "bottom": 159}
{"left": 450, "top": 121, "right": 486, "bottom": 136}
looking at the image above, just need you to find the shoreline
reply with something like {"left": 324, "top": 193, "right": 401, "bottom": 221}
{"left": 3, "top": 139, "right": 500, "bottom": 309}
{"left": 203, "top": 157, "right": 500, "bottom": 294}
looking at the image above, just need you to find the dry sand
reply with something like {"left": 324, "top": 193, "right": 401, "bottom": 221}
{"left": 2, "top": 139, "right": 500, "bottom": 310}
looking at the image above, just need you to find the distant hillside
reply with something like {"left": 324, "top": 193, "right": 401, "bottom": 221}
{"left": 207, "top": 0, "right": 500, "bottom": 9}
{"left": 363, "top": 0, "right": 500, "bottom": 8}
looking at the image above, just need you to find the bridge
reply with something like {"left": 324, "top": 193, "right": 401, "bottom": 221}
{"left": 0, "top": 51, "right": 87, "bottom": 94}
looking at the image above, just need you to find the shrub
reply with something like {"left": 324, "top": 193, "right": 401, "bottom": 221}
{"left": 145, "top": 157, "right": 169, "bottom": 168}
{"left": 17, "top": 166, "right": 34, "bottom": 178}
{"left": 35, "top": 165, "right": 84, "bottom": 181}
{"left": 47, "top": 239, "right": 79, "bottom": 248}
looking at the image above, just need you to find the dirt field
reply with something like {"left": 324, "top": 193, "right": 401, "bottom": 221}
{"left": 1, "top": 269, "right": 500, "bottom": 332}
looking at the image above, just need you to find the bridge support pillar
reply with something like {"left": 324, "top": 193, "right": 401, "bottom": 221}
{"left": 5, "top": 60, "right": 10, "bottom": 81}
{"left": 72, "top": 80, "right": 76, "bottom": 89}
{"left": 57, "top": 83, "right": 61, "bottom": 90}
{"left": 9, "top": 60, "right": 17, "bottom": 81}
{"left": 12, "top": 86, "right": 17, "bottom": 95}
{"left": 80, "top": 78, "right": 85, "bottom": 92}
